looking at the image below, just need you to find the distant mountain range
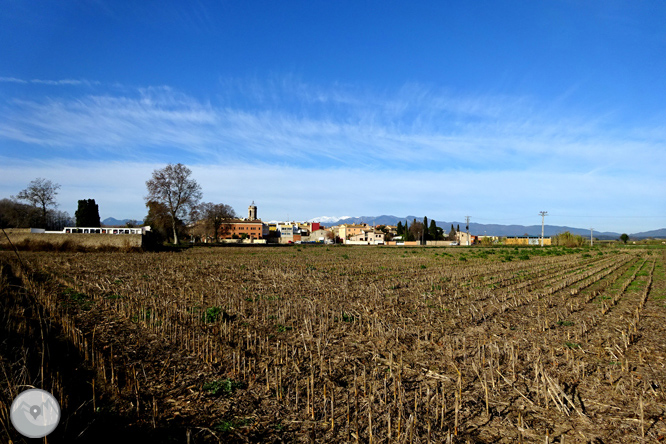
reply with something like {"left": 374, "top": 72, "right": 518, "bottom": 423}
{"left": 630, "top": 228, "right": 666, "bottom": 238}
{"left": 101, "top": 217, "right": 143, "bottom": 227}
{"left": 307, "top": 215, "right": 666, "bottom": 239}
{"left": 307, "top": 216, "right": 353, "bottom": 224}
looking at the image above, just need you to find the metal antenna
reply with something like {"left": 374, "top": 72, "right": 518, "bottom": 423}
{"left": 539, "top": 211, "right": 548, "bottom": 247}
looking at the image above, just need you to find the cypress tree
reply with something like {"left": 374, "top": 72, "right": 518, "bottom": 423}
{"left": 75, "top": 199, "right": 101, "bottom": 227}
{"left": 429, "top": 219, "right": 438, "bottom": 240}
{"left": 405, "top": 220, "right": 413, "bottom": 241}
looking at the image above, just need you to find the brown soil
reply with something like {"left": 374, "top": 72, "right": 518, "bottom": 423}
{"left": 1, "top": 246, "right": 665, "bottom": 443}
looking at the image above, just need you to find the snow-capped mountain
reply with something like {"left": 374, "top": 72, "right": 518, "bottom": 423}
{"left": 307, "top": 216, "right": 351, "bottom": 224}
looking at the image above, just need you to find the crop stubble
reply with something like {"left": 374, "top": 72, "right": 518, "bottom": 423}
{"left": 1, "top": 246, "right": 665, "bottom": 443}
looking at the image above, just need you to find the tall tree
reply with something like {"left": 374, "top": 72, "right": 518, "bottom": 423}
{"left": 197, "top": 202, "right": 236, "bottom": 241}
{"left": 404, "top": 220, "right": 413, "bottom": 241}
{"left": 75, "top": 199, "right": 101, "bottom": 227}
{"left": 423, "top": 216, "right": 429, "bottom": 241}
{"left": 449, "top": 225, "right": 457, "bottom": 241}
{"left": 619, "top": 233, "right": 629, "bottom": 244}
{"left": 144, "top": 200, "right": 182, "bottom": 243}
{"left": 14, "top": 178, "right": 60, "bottom": 228}
{"left": 145, "top": 163, "right": 202, "bottom": 244}
{"left": 396, "top": 221, "right": 403, "bottom": 236}
{"left": 408, "top": 219, "right": 423, "bottom": 243}
{"left": 429, "top": 219, "right": 439, "bottom": 240}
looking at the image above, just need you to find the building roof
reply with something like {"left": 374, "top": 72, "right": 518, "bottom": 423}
{"left": 221, "top": 219, "right": 265, "bottom": 224}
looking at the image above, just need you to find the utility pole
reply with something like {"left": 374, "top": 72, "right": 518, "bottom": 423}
{"left": 539, "top": 211, "right": 548, "bottom": 247}
{"left": 590, "top": 228, "right": 594, "bottom": 247}
{"left": 465, "top": 216, "right": 471, "bottom": 246}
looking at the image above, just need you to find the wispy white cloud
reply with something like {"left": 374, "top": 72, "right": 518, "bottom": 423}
{"left": 0, "top": 76, "right": 99, "bottom": 86}
{"left": 0, "top": 77, "right": 28, "bottom": 84}
{"left": 3, "top": 80, "right": 663, "bottom": 175}
{"left": 1, "top": 79, "right": 664, "bottom": 232}
{"left": 1, "top": 157, "right": 663, "bottom": 233}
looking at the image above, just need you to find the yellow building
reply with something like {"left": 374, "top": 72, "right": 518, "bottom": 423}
{"left": 338, "top": 224, "right": 371, "bottom": 240}
{"left": 504, "top": 236, "right": 552, "bottom": 246}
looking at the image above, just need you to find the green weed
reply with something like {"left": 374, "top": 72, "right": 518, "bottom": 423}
{"left": 203, "top": 378, "right": 246, "bottom": 396}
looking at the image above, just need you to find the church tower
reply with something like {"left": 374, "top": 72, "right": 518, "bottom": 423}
{"left": 248, "top": 201, "right": 257, "bottom": 220}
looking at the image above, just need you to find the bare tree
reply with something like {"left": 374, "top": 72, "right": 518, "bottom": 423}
{"left": 14, "top": 178, "right": 61, "bottom": 228}
{"left": 197, "top": 202, "right": 236, "bottom": 241}
{"left": 46, "top": 210, "right": 74, "bottom": 231}
{"left": 145, "top": 164, "right": 202, "bottom": 244}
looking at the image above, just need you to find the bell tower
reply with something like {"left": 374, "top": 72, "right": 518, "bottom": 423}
{"left": 248, "top": 201, "right": 257, "bottom": 220}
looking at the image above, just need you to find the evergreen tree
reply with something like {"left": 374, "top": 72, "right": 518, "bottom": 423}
{"left": 423, "top": 216, "right": 429, "bottom": 241}
{"left": 449, "top": 225, "right": 457, "bottom": 241}
{"left": 75, "top": 199, "right": 101, "bottom": 227}
{"left": 397, "top": 221, "right": 403, "bottom": 236}
{"left": 457, "top": 224, "right": 460, "bottom": 232}
{"left": 429, "top": 219, "right": 438, "bottom": 240}
{"left": 404, "top": 220, "right": 414, "bottom": 241}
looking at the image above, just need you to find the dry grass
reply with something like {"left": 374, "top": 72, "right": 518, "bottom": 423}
{"left": 1, "top": 245, "right": 665, "bottom": 443}
{"left": 1, "top": 233, "right": 143, "bottom": 252}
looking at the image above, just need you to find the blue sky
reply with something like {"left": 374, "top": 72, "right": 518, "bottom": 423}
{"left": 1, "top": 1, "right": 665, "bottom": 233}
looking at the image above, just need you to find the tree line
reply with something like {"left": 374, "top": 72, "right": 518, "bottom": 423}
{"left": 1, "top": 166, "right": 234, "bottom": 245}
{"left": 395, "top": 217, "right": 460, "bottom": 242}
{"left": 1, "top": 178, "right": 105, "bottom": 231}
{"left": 4, "top": 166, "right": 635, "bottom": 246}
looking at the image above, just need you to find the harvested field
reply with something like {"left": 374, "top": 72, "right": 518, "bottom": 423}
{"left": 1, "top": 245, "right": 666, "bottom": 443}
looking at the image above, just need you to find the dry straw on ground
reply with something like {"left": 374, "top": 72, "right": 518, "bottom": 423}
{"left": 1, "top": 245, "right": 665, "bottom": 443}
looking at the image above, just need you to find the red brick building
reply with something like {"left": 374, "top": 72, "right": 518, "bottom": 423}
{"left": 218, "top": 220, "right": 267, "bottom": 240}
